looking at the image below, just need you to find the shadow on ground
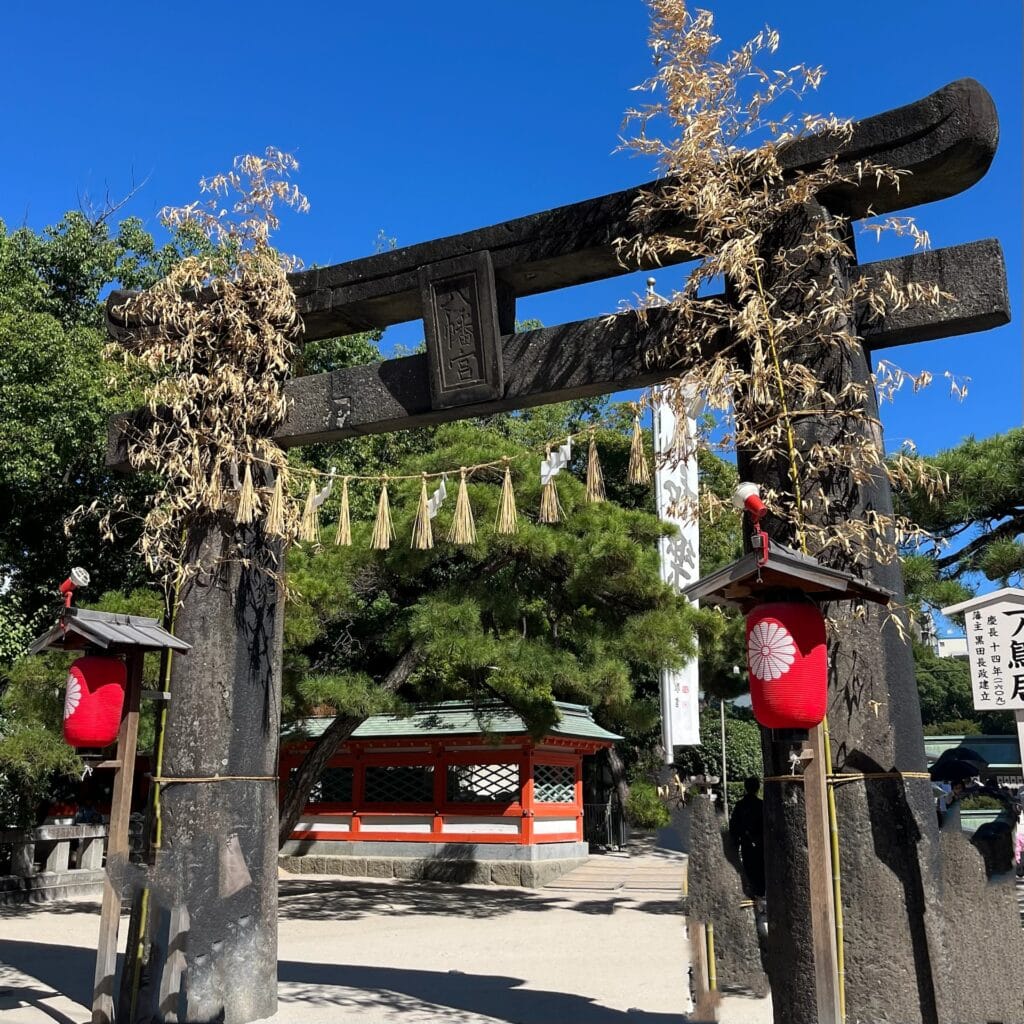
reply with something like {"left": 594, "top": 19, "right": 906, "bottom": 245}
{"left": 0, "top": 939, "right": 95, "bottom": 1012}
{"left": 278, "top": 959, "right": 683, "bottom": 1023}
{"left": 278, "top": 877, "right": 680, "bottom": 921}
{"left": 0, "top": 939, "right": 681, "bottom": 1024}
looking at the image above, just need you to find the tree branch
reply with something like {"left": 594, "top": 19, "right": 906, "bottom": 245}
{"left": 277, "top": 644, "right": 421, "bottom": 848}
{"left": 934, "top": 516, "right": 1024, "bottom": 571}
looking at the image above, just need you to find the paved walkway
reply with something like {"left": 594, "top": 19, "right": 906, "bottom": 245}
{"left": 543, "top": 836, "right": 687, "bottom": 895}
{"left": 0, "top": 874, "right": 690, "bottom": 1024}
{"left": 0, "top": 832, "right": 775, "bottom": 1024}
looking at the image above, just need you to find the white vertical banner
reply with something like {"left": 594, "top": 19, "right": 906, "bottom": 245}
{"left": 653, "top": 387, "right": 702, "bottom": 759}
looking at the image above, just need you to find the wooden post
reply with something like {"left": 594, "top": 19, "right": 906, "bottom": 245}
{"left": 690, "top": 921, "right": 718, "bottom": 1021}
{"left": 802, "top": 727, "right": 842, "bottom": 1024}
{"left": 93, "top": 650, "right": 143, "bottom": 1024}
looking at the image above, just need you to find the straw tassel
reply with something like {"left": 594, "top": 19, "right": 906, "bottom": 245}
{"left": 539, "top": 448, "right": 562, "bottom": 524}
{"left": 371, "top": 478, "right": 395, "bottom": 550}
{"left": 495, "top": 460, "right": 519, "bottom": 535}
{"left": 627, "top": 414, "right": 651, "bottom": 486}
{"left": 235, "top": 462, "right": 259, "bottom": 525}
{"left": 447, "top": 468, "right": 476, "bottom": 545}
{"left": 206, "top": 454, "right": 224, "bottom": 510}
{"left": 265, "top": 470, "right": 287, "bottom": 538}
{"left": 411, "top": 474, "right": 434, "bottom": 550}
{"left": 334, "top": 477, "right": 352, "bottom": 546}
{"left": 299, "top": 481, "right": 321, "bottom": 545}
{"left": 585, "top": 431, "right": 606, "bottom": 503}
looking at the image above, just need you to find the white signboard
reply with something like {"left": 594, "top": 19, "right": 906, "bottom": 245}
{"left": 941, "top": 588, "right": 1024, "bottom": 711}
{"left": 653, "top": 389, "right": 702, "bottom": 756}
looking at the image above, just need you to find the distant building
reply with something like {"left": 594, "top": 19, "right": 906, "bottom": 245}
{"left": 278, "top": 700, "right": 621, "bottom": 886}
{"left": 936, "top": 635, "right": 968, "bottom": 659}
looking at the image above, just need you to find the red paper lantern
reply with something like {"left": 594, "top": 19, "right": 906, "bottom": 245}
{"left": 746, "top": 602, "right": 827, "bottom": 730}
{"left": 62, "top": 655, "right": 126, "bottom": 747}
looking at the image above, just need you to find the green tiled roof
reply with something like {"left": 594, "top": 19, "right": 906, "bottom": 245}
{"left": 922, "top": 735, "right": 1021, "bottom": 771}
{"left": 282, "top": 701, "right": 621, "bottom": 744}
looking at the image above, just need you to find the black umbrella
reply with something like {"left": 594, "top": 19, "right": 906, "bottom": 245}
{"left": 929, "top": 745, "right": 989, "bottom": 784}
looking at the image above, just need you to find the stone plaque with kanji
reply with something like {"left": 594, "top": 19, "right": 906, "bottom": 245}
{"left": 943, "top": 588, "right": 1024, "bottom": 710}
{"left": 419, "top": 250, "right": 504, "bottom": 410}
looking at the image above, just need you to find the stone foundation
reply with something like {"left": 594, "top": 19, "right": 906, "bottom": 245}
{"left": 279, "top": 840, "right": 589, "bottom": 888}
{"left": 0, "top": 868, "right": 106, "bottom": 905}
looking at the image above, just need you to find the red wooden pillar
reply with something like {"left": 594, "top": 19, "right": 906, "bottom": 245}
{"left": 574, "top": 754, "right": 584, "bottom": 841}
{"left": 520, "top": 743, "right": 534, "bottom": 846}
{"left": 432, "top": 743, "right": 446, "bottom": 838}
{"left": 350, "top": 752, "right": 364, "bottom": 836}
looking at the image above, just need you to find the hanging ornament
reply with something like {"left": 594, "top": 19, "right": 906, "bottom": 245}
{"left": 448, "top": 468, "right": 477, "bottom": 545}
{"left": 411, "top": 474, "right": 434, "bottom": 550}
{"left": 495, "top": 459, "right": 519, "bottom": 535}
{"left": 235, "top": 462, "right": 259, "bottom": 525}
{"left": 371, "top": 478, "right": 395, "bottom": 550}
{"left": 62, "top": 655, "right": 127, "bottom": 748}
{"left": 427, "top": 474, "right": 448, "bottom": 520}
{"left": 265, "top": 470, "right": 287, "bottom": 538}
{"left": 335, "top": 477, "right": 352, "bottom": 546}
{"left": 627, "top": 413, "right": 651, "bottom": 486}
{"left": 299, "top": 481, "right": 321, "bottom": 545}
{"left": 539, "top": 441, "right": 570, "bottom": 524}
{"left": 585, "top": 430, "right": 606, "bottom": 503}
{"left": 746, "top": 602, "right": 828, "bottom": 730}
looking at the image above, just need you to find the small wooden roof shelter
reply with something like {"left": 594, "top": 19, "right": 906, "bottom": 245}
{"left": 29, "top": 607, "right": 190, "bottom": 655}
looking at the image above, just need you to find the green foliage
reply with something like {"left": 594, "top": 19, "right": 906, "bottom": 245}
{"left": 960, "top": 794, "right": 1004, "bottom": 811}
{"left": 914, "top": 643, "right": 975, "bottom": 725}
{"left": 922, "top": 719, "right": 982, "bottom": 737}
{"left": 0, "top": 212, "right": 177, "bottom": 640}
{"left": 624, "top": 780, "right": 670, "bottom": 829}
{"left": 894, "top": 429, "right": 1024, "bottom": 606}
{"left": 673, "top": 703, "right": 764, "bottom": 784}
{"left": 285, "top": 415, "right": 703, "bottom": 751}
{"left": 0, "top": 650, "right": 81, "bottom": 827}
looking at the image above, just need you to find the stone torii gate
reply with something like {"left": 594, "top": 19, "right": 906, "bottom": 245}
{"left": 104, "top": 78, "right": 1021, "bottom": 1024}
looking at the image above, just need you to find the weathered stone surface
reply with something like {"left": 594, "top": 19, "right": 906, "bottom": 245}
{"left": 488, "top": 861, "right": 524, "bottom": 888}
{"left": 106, "top": 239, "right": 1008, "bottom": 467}
{"left": 519, "top": 858, "right": 587, "bottom": 888}
{"left": 420, "top": 250, "right": 504, "bottom": 410}
{"left": 138, "top": 522, "right": 284, "bottom": 1024}
{"left": 390, "top": 858, "right": 424, "bottom": 881}
{"left": 362, "top": 858, "right": 395, "bottom": 878}
{"left": 737, "top": 203, "right": 1024, "bottom": 1024}
{"left": 931, "top": 820, "right": 1024, "bottom": 1023}
{"left": 0, "top": 869, "right": 106, "bottom": 905}
{"left": 282, "top": 80, "right": 996, "bottom": 341}
{"left": 686, "top": 797, "right": 768, "bottom": 998}
{"left": 211, "top": 242, "right": 1010, "bottom": 457}
{"left": 419, "top": 858, "right": 492, "bottom": 885}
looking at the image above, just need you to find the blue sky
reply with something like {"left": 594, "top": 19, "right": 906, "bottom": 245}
{"left": 3, "top": 2, "right": 1020, "bottom": 456}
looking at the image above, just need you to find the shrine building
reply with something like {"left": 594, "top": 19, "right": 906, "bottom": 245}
{"left": 278, "top": 701, "right": 620, "bottom": 886}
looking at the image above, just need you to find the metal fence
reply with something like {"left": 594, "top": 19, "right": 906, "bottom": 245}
{"left": 583, "top": 798, "right": 626, "bottom": 850}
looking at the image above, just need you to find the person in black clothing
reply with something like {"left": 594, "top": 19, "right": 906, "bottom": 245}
{"left": 729, "top": 776, "right": 765, "bottom": 899}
